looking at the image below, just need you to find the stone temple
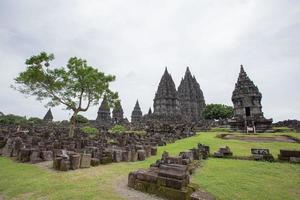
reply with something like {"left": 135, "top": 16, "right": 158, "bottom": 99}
{"left": 152, "top": 68, "right": 182, "bottom": 122}
{"left": 131, "top": 100, "right": 143, "bottom": 125}
{"left": 229, "top": 65, "right": 272, "bottom": 133}
{"left": 178, "top": 67, "right": 206, "bottom": 122}
{"left": 43, "top": 109, "right": 53, "bottom": 122}
{"left": 96, "top": 96, "right": 111, "bottom": 127}
{"left": 112, "top": 101, "right": 127, "bottom": 125}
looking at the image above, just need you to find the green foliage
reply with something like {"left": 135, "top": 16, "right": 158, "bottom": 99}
{"left": 0, "top": 115, "right": 43, "bottom": 126}
{"left": 13, "top": 52, "right": 119, "bottom": 136}
{"left": 80, "top": 126, "right": 98, "bottom": 136}
{"left": 203, "top": 104, "right": 234, "bottom": 120}
{"left": 111, "top": 124, "right": 126, "bottom": 134}
{"left": 210, "top": 127, "right": 231, "bottom": 132}
{"left": 28, "top": 117, "right": 43, "bottom": 124}
{"left": 0, "top": 114, "right": 28, "bottom": 125}
{"left": 273, "top": 127, "right": 295, "bottom": 133}
{"left": 74, "top": 114, "right": 89, "bottom": 124}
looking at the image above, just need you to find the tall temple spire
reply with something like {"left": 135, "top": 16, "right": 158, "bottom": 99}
{"left": 153, "top": 68, "right": 180, "bottom": 115}
{"left": 131, "top": 100, "right": 143, "bottom": 124}
{"left": 178, "top": 67, "right": 205, "bottom": 122}
{"left": 96, "top": 96, "right": 111, "bottom": 126}
{"left": 229, "top": 65, "right": 272, "bottom": 132}
{"left": 112, "top": 101, "right": 124, "bottom": 124}
{"left": 43, "top": 108, "right": 53, "bottom": 122}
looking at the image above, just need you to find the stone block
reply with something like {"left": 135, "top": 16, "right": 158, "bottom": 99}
{"left": 131, "top": 150, "right": 138, "bottom": 162}
{"left": 53, "top": 157, "right": 62, "bottom": 170}
{"left": 80, "top": 154, "right": 91, "bottom": 168}
{"left": 18, "top": 148, "right": 31, "bottom": 162}
{"left": 100, "top": 156, "right": 112, "bottom": 164}
{"left": 137, "top": 150, "right": 146, "bottom": 161}
{"left": 113, "top": 150, "right": 122, "bottom": 162}
{"left": 251, "top": 148, "right": 270, "bottom": 155}
{"left": 128, "top": 171, "right": 137, "bottom": 188}
{"left": 158, "top": 164, "right": 188, "bottom": 180}
{"left": 70, "top": 154, "right": 81, "bottom": 170}
{"left": 122, "top": 151, "right": 131, "bottom": 162}
{"left": 91, "top": 158, "right": 100, "bottom": 166}
{"left": 30, "top": 150, "right": 42, "bottom": 163}
{"left": 136, "top": 169, "right": 158, "bottom": 183}
{"left": 157, "top": 176, "right": 187, "bottom": 190}
{"left": 60, "top": 159, "right": 70, "bottom": 171}
{"left": 151, "top": 147, "right": 157, "bottom": 156}
{"left": 41, "top": 151, "right": 53, "bottom": 161}
{"left": 145, "top": 145, "right": 152, "bottom": 157}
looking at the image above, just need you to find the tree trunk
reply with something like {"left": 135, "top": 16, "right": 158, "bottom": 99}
{"left": 69, "top": 111, "right": 78, "bottom": 138}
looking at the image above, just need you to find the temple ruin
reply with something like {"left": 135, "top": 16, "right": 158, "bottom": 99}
{"left": 178, "top": 67, "right": 206, "bottom": 123}
{"left": 229, "top": 65, "right": 273, "bottom": 133}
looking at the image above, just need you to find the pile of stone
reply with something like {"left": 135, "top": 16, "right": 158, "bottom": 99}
{"left": 273, "top": 120, "right": 300, "bottom": 133}
{"left": 278, "top": 149, "right": 300, "bottom": 163}
{"left": 213, "top": 146, "right": 233, "bottom": 158}
{"left": 128, "top": 144, "right": 214, "bottom": 200}
{"left": 251, "top": 148, "right": 274, "bottom": 162}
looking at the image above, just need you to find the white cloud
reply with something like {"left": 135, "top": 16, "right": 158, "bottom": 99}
{"left": 0, "top": 0, "right": 299, "bottom": 122}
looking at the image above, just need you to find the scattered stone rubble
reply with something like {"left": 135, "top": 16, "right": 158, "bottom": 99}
{"left": 0, "top": 122, "right": 196, "bottom": 170}
{"left": 213, "top": 146, "right": 233, "bottom": 158}
{"left": 278, "top": 150, "right": 300, "bottom": 163}
{"left": 251, "top": 148, "right": 274, "bottom": 162}
{"left": 128, "top": 143, "right": 214, "bottom": 200}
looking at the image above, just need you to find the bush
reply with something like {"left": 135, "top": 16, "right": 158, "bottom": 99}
{"left": 74, "top": 114, "right": 89, "bottom": 124}
{"left": 0, "top": 114, "right": 28, "bottom": 125}
{"left": 28, "top": 117, "right": 43, "bottom": 124}
{"left": 81, "top": 126, "right": 98, "bottom": 136}
{"left": 111, "top": 125, "right": 126, "bottom": 134}
{"left": 203, "top": 104, "right": 234, "bottom": 120}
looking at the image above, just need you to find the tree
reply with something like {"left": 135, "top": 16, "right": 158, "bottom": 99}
{"left": 203, "top": 104, "right": 234, "bottom": 120}
{"left": 13, "top": 52, "right": 118, "bottom": 137}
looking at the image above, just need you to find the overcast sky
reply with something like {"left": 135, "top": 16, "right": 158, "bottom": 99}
{"left": 0, "top": 0, "right": 299, "bottom": 122}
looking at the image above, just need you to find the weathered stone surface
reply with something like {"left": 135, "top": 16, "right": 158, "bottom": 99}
{"left": 18, "top": 148, "right": 31, "bottom": 162}
{"left": 80, "top": 154, "right": 91, "bottom": 168}
{"left": 151, "top": 147, "right": 157, "bottom": 156}
{"left": 70, "top": 154, "right": 81, "bottom": 170}
{"left": 53, "top": 157, "right": 62, "bottom": 170}
{"left": 229, "top": 65, "right": 273, "bottom": 133}
{"left": 96, "top": 96, "right": 112, "bottom": 128}
{"left": 41, "top": 151, "right": 53, "bottom": 161}
{"left": 60, "top": 159, "right": 70, "bottom": 171}
{"left": 178, "top": 67, "right": 206, "bottom": 122}
{"left": 30, "top": 150, "right": 42, "bottom": 163}
{"left": 131, "top": 100, "right": 143, "bottom": 125}
{"left": 113, "top": 150, "right": 122, "bottom": 162}
{"left": 278, "top": 149, "right": 300, "bottom": 161}
{"left": 137, "top": 150, "right": 146, "bottom": 161}
{"left": 43, "top": 108, "right": 53, "bottom": 122}
{"left": 91, "top": 158, "right": 100, "bottom": 166}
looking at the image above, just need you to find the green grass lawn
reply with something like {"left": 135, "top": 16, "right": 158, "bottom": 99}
{"left": 0, "top": 131, "right": 299, "bottom": 200}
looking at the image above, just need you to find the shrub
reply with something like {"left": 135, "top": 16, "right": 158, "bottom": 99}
{"left": 74, "top": 114, "right": 89, "bottom": 124}
{"left": 81, "top": 126, "right": 98, "bottom": 136}
{"left": 0, "top": 114, "right": 28, "bottom": 125}
{"left": 203, "top": 104, "right": 234, "bottom": 120}
{"left": 111, "top": 125, "right": 126, "bottom": 134}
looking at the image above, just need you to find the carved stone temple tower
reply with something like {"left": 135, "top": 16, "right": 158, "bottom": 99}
{"left": 131, "top": 100, "right": 143, "bottom": 124}
{"left": 178, "top": 67, "right": 206, "bottom": 122}
{"left": 153, "top": 68, "right": 181, "bottom": 116}
{"left": 112, "top": 101, "right": 125, "bottom": 124}
{"left": 96, "top": 96, "right": 111, "bottom": 127}
{"left": 43, "top": 108, "right": 53, "bottom": 122}
{"left": 229, "top": 65, "right": 272, "bottom": 133}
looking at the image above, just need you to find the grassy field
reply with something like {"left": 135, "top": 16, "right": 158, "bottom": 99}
{"left": 0, "top": 131, "right": 299, "bottom": 200}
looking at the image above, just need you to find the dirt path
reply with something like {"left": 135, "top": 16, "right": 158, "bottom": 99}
{"left": 114, "top": 176, "right": 165, "bottom": 200}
